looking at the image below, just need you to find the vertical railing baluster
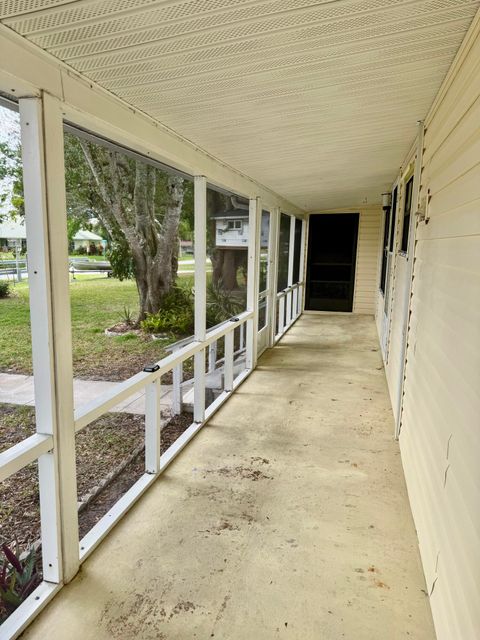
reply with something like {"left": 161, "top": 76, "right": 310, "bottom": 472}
{"left": 278, "top": 295, "right": 285, "bottom": 336}
{"left": 145, "top": 378, "right": 161, "bottom": 474}
{"left": 224, "top": 330, "right": 234, "bottom": 392}
{"left": 172, "top": 362, "right": 183, "bottom": 415}
{"left": 208, "top": 341, "right": 217, "bottom": 373}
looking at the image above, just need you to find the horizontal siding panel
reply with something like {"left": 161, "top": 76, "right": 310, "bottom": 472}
{"left": 427, "top": 163, "right": 480, "bottom": 217}
{"left": 424, "top": 34, "right": 480, "bottom": 152}
{"left": 427, "top": 131, "right": 480, "bottom": 195}
{"left": 398, "top": 21, "right": 480, "bottom": 639}
{"left": 417, "top": 197, "right": 480, "bottom": 240}
{"left": 425, "top": 93, "right": 480, "bottom": 174}
{"left": 353, "top": 207, "right": 381, "bottom": 314}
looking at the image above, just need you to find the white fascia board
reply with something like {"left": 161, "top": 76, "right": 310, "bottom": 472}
{"left": 0, "top": 25, "right": 304, "bottom": 217}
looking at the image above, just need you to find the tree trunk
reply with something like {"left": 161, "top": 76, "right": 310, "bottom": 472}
{"left": 79, "top": 140, "right": 184, "bottom": 324}
{"left": 222, "top": 250, "right": 239, "bottom": 290}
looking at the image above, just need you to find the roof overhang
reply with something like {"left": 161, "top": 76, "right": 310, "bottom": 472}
{"left": 1, "top": 1, "right": 479, "bottom": 210}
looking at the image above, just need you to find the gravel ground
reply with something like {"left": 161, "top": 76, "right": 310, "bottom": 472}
{"left": 0, "top": 404, "right": 192, "bottom": 550}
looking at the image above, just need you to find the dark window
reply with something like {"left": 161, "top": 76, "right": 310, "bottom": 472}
{"left": 380, "top": 187, "right": 397, "bottom": 293}
{"left": 379, "top": 207, "right": 390, "bottom": 294}
{"left": 401, "top": 177, "right": 414, "bottom": 253}
{"left": 277, "top": 213, "right": 291, "bottom": 292}
{"left": 389, "top": 186, "right": 398, "bottom": 253}
{"left": 292, "top": 218, "right": 303, "bottom": 284}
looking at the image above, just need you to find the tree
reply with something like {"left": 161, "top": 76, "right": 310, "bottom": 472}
{"left": 0, "top": 121, "right": 190, "bottom": 324}
{"left": 0, "top": 141, "right": 23, "bottom": 221}
{"left": 71, "top": 134, "right": 186, "bottom": 322}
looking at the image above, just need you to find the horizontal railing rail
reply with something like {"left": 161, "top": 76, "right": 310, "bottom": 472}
{"left": 74, "top": 310, "right": 252, "bottom": 432}
{"left": 0, "top": 311, "right": 253, "bottom": 543}
{"left": 0, "top": 433, "right": 53, "bottom": 483}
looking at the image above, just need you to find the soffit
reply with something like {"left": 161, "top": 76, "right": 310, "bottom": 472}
{"left": 1, "top": 0, "right": 479, "bottom": 209}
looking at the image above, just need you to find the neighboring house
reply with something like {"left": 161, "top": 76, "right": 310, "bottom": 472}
{"left": 0, "top": 218, "right": 26, "bottom": 252}
{"left": 212, "top": 208, "right": 269, "bottom": 249}
{"left": 213, "top": 209, "right": 249, "bottom": 248}
{"left": 72, "top": 229, "right": 105, "bottom": 254}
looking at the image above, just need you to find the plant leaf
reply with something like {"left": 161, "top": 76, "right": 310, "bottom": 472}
{"left": 1, "top": 545, "right": 22, "bottom": 574}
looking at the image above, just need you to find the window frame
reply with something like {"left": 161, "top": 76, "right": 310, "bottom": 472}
{"left": 400, "top": 176, "right": 414, "bottom": 254}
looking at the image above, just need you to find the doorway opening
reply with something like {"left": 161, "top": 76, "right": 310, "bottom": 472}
{"left": 305, "top": 213, "right": 359, "bottom": 312}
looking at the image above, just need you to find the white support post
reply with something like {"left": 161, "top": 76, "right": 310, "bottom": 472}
{"left": 269, "top": 208, "right": 280, "bottom": 346}
{"left": 224, "top": 331, "right": 234, "bottom": 392}
{"left": 194, "top": 176, "right": 207, "bottom": 423}
{"left": 20, "top": 94, "right": 79, "bottom": 584}
{"left": 145, "top": 378, "right": 161, "bottom": 473}
{"left": 293, "top": 287, "right": 298, "bottom": 320}
{"left": 299, "top": 218, "right": 308, "bottom": 315}
{"left": 286, "top": 215, "right": 296, "bottom": 326}
{"left": 246, "top": 197, "right": 261, "bottom": 369}
{"left": 239, "top": 322, "right": 245, "bottom": 352}
{"left": 172, "top": 362, "right": 183, "bottom": 415}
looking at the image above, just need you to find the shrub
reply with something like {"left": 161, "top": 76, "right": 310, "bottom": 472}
{"left": 206, "top": 282, "right": 244, "bottom": 327}
{"left": 141, "top": 284, "right": 194, "bottom": 336}
{"left": 120, "top": 305, "right": 134, "bottom": 326}
{"left": 0, "top": 543, "right": 41, "bottom": 621}
{"left": 0, "top": 282, "right": 11, "bottom": 299}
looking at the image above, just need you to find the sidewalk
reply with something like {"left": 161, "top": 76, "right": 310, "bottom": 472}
{"left": 0, "top": 372, "right": 175, "bottom": 414}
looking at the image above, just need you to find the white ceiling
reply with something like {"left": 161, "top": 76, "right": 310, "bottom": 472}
{"left": 1, "top": 0, "right": 479, "bottom": 210}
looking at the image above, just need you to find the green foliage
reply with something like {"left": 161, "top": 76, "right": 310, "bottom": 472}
{"left": 66, "top": 216, "right": 84, "bottom": 245}
{"left": 0, "top": 282, "right": 11, "bottom": 299}
{"left": 178, "top": 179, "right": 194, "bottom": 241}
{"left": 120, "top": 305, "right": 134, "bottom": 326}
{"left": 141, "top": 284, "right": 194, "bottom": 335}
{"left": 106, "top": 240, "right": 135, "bottom": 281}
{"left": 206, "top": 281, "right": 244, "bottom": 327}
{"left": 0, "top": 542, "right": 41, "bottom": 621}
{"left": 0, "top": 140, "right": 24, "bottom": 221}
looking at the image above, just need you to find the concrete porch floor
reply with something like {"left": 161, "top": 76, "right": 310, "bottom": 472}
{"left": 22, "top": 314, "right": 435, "bottom": 640}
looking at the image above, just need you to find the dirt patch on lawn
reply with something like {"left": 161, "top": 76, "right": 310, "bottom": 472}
{"left": 0, "top": 404, "right": 191, "bottom": 549}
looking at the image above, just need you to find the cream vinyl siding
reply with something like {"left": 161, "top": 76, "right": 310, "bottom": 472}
{"left": 353, "top": 207, "right": 383, "bottom": 314}
{"left": 390, "top": 14, "right": 480, "bottom": 640}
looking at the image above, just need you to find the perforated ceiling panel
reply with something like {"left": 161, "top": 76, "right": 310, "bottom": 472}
{"left": 2, "top": 0, "right": 479, "bottom": 209}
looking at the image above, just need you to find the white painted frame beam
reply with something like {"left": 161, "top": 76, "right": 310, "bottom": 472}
{"left": 19, "top": 94, "right": 79, "bottom": 585}
{"left": 246, "top": 197, "right": 261, "bottom": 370}
{"left": 194, "top": 175, "right": 207, "bottom": 423}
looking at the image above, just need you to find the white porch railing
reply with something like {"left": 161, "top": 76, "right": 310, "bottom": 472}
{"left": 0, "top": 311, "right": 252, "bottom": 637}
{"left": 274, "top": 281, "right": 304, "bottom": 341}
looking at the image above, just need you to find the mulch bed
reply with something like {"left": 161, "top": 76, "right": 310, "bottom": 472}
{"left": 0, "top": 404, "right": 191, "bottom": 551}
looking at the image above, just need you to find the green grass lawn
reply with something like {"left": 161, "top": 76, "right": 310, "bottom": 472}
{"left": 0, "top": 274, "right": 195, "bottom": 381}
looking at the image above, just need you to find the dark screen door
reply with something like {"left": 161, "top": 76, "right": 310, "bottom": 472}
{"left": 305, "top": 213, "right": 359, "bottom": 312}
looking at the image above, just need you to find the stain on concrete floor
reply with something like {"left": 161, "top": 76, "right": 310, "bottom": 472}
{"left": 22, "top": 315, "right": 435, "bottom": 640}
